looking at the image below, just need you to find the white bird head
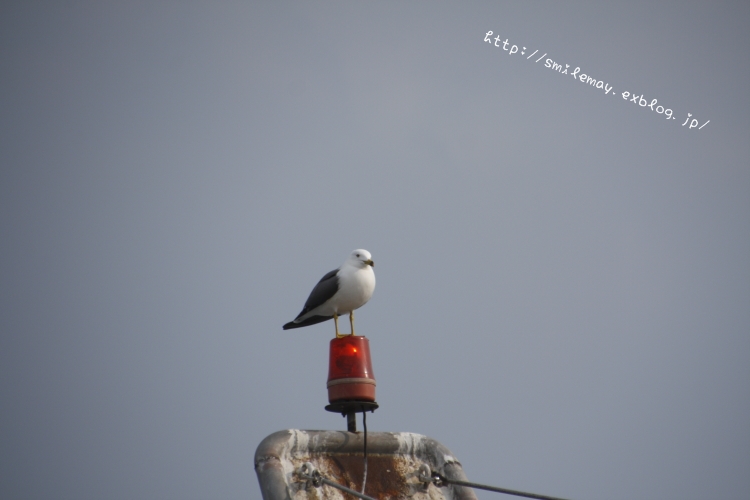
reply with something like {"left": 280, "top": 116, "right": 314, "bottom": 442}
{"left": 348, "top": 249, "right": 374, "bottom": 268}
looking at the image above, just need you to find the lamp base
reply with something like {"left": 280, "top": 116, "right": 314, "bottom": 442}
{"left": 324, "top": 400, "right": 379, "bottom": 416}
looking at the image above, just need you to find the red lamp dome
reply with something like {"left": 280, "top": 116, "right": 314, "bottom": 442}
{"left": 327, "top": 335, "right": 376, "bottom": 403}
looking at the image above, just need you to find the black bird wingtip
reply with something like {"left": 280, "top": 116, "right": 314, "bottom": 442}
{"left": 281, "top": 315, "right": 333, "bottom": 330}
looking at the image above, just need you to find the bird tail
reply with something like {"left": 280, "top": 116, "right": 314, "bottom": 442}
{"left": 282, "top": 315, "right": 332, "bottom": 330}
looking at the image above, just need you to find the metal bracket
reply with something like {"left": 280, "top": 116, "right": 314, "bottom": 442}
{"left": 417, "top": 464, "right": 434, "bottom": 488}
{"left": 298, "top": 462, "right": 322, "bottom": 488}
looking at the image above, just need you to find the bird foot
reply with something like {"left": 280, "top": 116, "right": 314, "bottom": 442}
{"left": 334, "top": 331, "right": 356, "bottom": 338}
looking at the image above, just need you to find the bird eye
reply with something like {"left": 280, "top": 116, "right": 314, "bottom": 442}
{"left": 356, "top": 253, "right": 360, "bottom": 257}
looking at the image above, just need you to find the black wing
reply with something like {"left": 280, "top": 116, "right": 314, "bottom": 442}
{"left": 282, "top": 268, "right": 339, "bottom": 330}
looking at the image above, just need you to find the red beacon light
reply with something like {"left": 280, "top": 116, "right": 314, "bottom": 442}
{"left": 325, "top": 335, "right": 378, "bottom": 416}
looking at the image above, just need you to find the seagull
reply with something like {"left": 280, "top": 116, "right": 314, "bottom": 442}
{"left": 283, "top": 249, "right": 376, "bottom": 337}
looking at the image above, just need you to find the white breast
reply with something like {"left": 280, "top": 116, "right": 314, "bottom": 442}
{"left": 329, "top": 264, "right": 376, "bottom": 314}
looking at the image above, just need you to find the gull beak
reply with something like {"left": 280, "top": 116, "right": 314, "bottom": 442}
{"left": 365, "top": 259, "right": 374, "bottom": 267}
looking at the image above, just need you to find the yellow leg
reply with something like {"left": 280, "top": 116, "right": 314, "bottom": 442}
{"left": 349, "top": 311, "right": 355, "bottom": 336}
{"left": 334, "top": 313, "right": 345, "bottom": 338}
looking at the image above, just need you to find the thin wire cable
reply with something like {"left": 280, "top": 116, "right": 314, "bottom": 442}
{"left": 317, "top": 476, "right": 377, "bottom": 500}
{"left": 361, "top": 411, "right": 368, "bottom": 494}
{"left": 298, "top": 463, "right": 377, "bottom": 500}
{"left": 434, "top": 473, "right": 572, "bottom": 500}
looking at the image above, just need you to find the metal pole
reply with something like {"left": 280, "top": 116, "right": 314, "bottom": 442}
{"left": 346, "top": 412, "right": 356, "bottom": 432}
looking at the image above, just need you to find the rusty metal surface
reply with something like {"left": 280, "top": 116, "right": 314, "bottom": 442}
{"left": 255, "top": 430, "right": 478, "bottom": 500}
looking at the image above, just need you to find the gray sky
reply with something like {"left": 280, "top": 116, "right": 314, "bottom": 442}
{"left": 1, "top": 2, "right": 748, "bottom": 499}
